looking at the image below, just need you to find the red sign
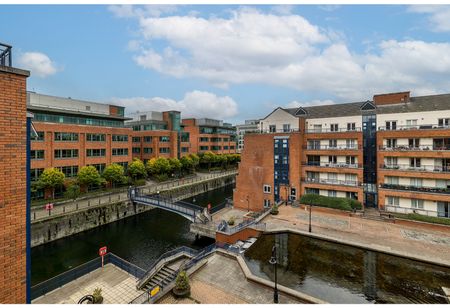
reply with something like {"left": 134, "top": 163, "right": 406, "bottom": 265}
{"left": 99, "top": 246, "right": 107, "bottom": 256}
{"left": 45, "top": 203, "right": 54, "bottom": 211}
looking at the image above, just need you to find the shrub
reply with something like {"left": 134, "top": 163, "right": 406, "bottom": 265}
{"left": 227, "top": 216, "right": 235, "bottom": 225}
{"left": 154, "top": 173, "right": 169, "bottom": 182}
{"left": 393, "top": 213, "right": 450, "bottom": 226}
{"left": 299, "top": 194, "right": 362, "bottom": 211}
{"left": 173, "top": 271, "right": 190, "bottom": 298}
{"left": 133, "top": 178, "right": 146, "bottom": 186}
{"left": 92, "top": 287, "right": 103, "bottom": 304}
{"left": 270, "top": 204, "right": 279, "bottom": 215}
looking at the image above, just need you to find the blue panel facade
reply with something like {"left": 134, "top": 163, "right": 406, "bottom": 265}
{"left": 274, "top": 137, "right": 289, "bottom": 202}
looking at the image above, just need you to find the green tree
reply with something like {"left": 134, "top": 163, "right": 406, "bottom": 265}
{"left": 128, "top": 158, "right": 147, "bottom": 179}
{"left": 216, "top": 154, "right": 228, "bottom": 170}
{"left": 189, "top": 153, "right": 200, "bottom": 171}
{"left": 200, "top": 151, "right": 216, "bottom": 171}
{"left": 64, "top": 183, "right": 81, "bottom": 201}
{"left": 38, "top": 167, "right": 65, "bottom": 199}
{"left": 147, "top": 157, "right": 171, "bottom": 175}
{"left": 180, "top": 155, "right": 194, "bottom": 174}
{"left": 77, "top": 166, "right": 103, "bottom": 191}
{"left": 168, "top": 158, "right": 182, "bottom": 177}
{"left": 102, "top": 163, "right": 126, "bottom": 188}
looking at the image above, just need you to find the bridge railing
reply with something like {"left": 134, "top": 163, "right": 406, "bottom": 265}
{"left": 30, "top": 253, "right": 145, "bottom": 301}
{"left": 132, "top": 195, "right": 202, "bottom": 220}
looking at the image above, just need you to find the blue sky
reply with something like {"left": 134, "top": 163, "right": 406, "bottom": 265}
{"left": 1, "top": 4, "right": 450, "bottom": 123}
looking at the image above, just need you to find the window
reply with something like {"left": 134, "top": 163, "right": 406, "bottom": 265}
{"left": 308, "top": 140, "right": 320, "bottom": 150}
{"left": 132, "top": 147, "right": 141, "bottom": 154}
{"left": 132, "top": 137, "right": 141, "bottom": 143}
{"left": 211, "top": 137, "right": 222, "bottom": 142}
{"left": 264, "top": 199, "right": 271, "bottom": 208}
{"left": 283, "top": 124, "right": 291, "bottom": 132}
{"left": 33, "top": 113, "right": 124, "bottom": 127}
{"left": 330, "top": 124, "right": 339, "bottom": 132}
{"left": 86, "top": 134, "right": 106, "bottom": 142}
{"left": 387, "top": 196, "right": 400, "bottom": 206}
{"left": 223, "top": 138, "right": 229, "bottom": 142}
{"left": 263, "top": 185, "right": 271, "bottom": 193}
{"left": 306, "top": 188, "right": 319, "bottom": 195}
{"left": 144, "top": 148, "right": 153, "bottom": 154}
{"left": 409, "top": 138, "right": 420, "bottom": 148}
{"left": 346, "top": 139, "right": 356, "bottom": 149}
{"left": 159, "top": 147, "right": 170, "bottom": 154}
{"left": 411, "top": 199, "right": 424, "bottom": 209}
{"left": 112, "top": 134, "right": 128, "bottom": 142}
{"left": 386, "top": 157, "right": 398, "bottom": 167}
{"left": 386, "top": 176, "right": 399, "bottom": 185}
{"left": 313, "top": 124, "right": 322, "bottom": 132}
{"left": 328, "top": 173, "right": 338, "bottom": 181}
{"left": 54, "top": 132, "right": 78, "bottom": 141}
{"left": 200, "top": 146, "right": 209, "bottom": 151}
{"left": 54, "top": 149, "right": 79, "bottom": 159}
{"left": 406, "top": 119, "right": 417, "bottom": 127}
{"left": 57, "top": 165, "right": 78, "bottom": 178}
{"left": 346, "top": 156, "right": 356, "bottom": 165}
{"left": 269, "top": 125, "right": 276, "bottom": 133}
{"left": 410, "top": 178, "right": 423, "bottom": 187}
{"left": 328, "top": 156, "right": 337, "bottom": 164}
{"left": 386, "top": 139, "right": 397, "bottom": 148}
{"left": 385, "top": 121, "right": 397, "bottom": 130}
{"left": 410, "top": 158, "right": 421, "bottom": 168}
{"left": 328, "top": 190, "right": 337, "bottom": 197}
{"left": 117, "top": 162, "right": 128, "bottom": 170}
{"left": 86, "top": 149, "right": 106, "bottom": 157}
{"left": 112, "top": 148, "right": 129, "bottom": 156}
{"left": 347, "top": 123, "right": 356, "bottom": 131}
{"left": 436, "top": 180, "right": 447, "bottom": 188}
{"left": 140, "top": 115, "right": 147, "bottom": 121}
{"left": 89, "top": 163, "right": 106, "bottom": 173}
{"left": 223, "top": 146, "right": 229, "bottom": 150}
{"left": 30, "top": 168, "right": 44, "bottom": 181}
{"left": 159, "top": 136, "right": 170, "bottom": 142}
{"left": 346, "top": 192, "right": 358, "bottom": 200}
{"left": 32, "top": 131, "right": 45, "bottom": 141}
{"left": 200, "top": 137, "right": 209, "bottom": 142}
{"left": 230, "top": 145, "right": 235, "bottom": 149}
{"left": 438, "top": 118, "right": 450, "bottom": 127}
{"left": 31, "top": 150, "right": 44, "bottom": 160}
{"left": 211, "top": 145, "right": 221, "bottom": 150}
{"left": 345, "top": 174, "right": 356, "bottom": 183}
{"left": 329, "top": 139, "right": 337, "bottom": 148}
{"left": 181, "top": 147, "right": 189, "bottom": 153}
{"left": 144, "top": 136, "right": 152, "bottom": 143}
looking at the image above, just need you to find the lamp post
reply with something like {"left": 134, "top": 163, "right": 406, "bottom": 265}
{"left": 285, "top": 186, "right": 288, "bottom": 205}
{"left": 269, "top": 245, "right": 279, "bottom": 303}
{"left": 157, "top": 190, "right": 160, "bottom": 206}
{"left": 309, "top": 204, "right": 312, "bottom": 233}
{"left": 246, "top": 195, "right": 249, "bottom": 213}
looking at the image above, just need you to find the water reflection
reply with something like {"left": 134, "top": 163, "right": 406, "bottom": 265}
{"left": 244, "top": 232, "right": 450, "bottom": 304}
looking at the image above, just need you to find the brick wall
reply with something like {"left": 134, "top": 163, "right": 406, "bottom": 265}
{"left": 373, "top": 91, "right": 410, "bottom": 105}
{"left": 0, "top": 66, "right": 30, "bottom": 303}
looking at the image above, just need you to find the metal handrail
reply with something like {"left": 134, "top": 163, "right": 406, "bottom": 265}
{"left": 380, "top": 164, "right": 450, "bottom": 172}
{"left": 247, "top": 128, "right": 301, "bottom": 134}
{"left": 305, "top": 127, "right": 361, "bottom": 133}
{"left": 379, "top": 145, "right": 450, "bottom": 151}
{"left": 302, "top": 177, "right": 360, "bottom": 187}
{"left": 385, "top": 205, "right": 450, "bottom": 218}
{"left": 0, "top": 42, "right": 12, "bottom": 67}
{"left": 378, "top": 124, "right": 450, "bottom": 131}
{"left": 380, "top": 183, "right": 450, "bottom": 194}
{"left": 304, "top": 145, "right": 360, "bottom": 150}
{"left": 302, "top": 162, "right": 361, "bottom": 169}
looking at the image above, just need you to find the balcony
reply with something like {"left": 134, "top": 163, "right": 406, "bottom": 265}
{"left": 385, "top": 205, "right": 449, "bottom": 218}
{"left": 247, "top": 128, "right": 300, "bottom": 134}
{"left": 302, "top": 162, "right": 361, "bottom": 169}
{"left": 378, "top": 124, "right": 450, "bottom": 131}
{"left": 379, "top": 145, "right": 450, "bottom": 151}
{"left": 305, "top": 128, "right": 361, "bottom": 133}
{"left": 380, "top": 164, "right": 450, "bottom": 173}
{"left": 380, "top": 183, "right": 450, "bottom": 194}
{"left": 0, "top": 42, "right": 12, "bottom": 67}
{"left": 304, "top": 145, "right": 360, "bottom": 150}
{"left": 302, "top": 177, "right": 360, "bottom": 187}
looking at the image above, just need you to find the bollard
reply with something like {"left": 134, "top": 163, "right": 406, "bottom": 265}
{"left": 33, "top": 212, "right": 36, "bottom": 220}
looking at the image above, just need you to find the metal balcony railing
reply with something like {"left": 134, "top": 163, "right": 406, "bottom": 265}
{"left": 0, "top": 42, "right": 12, "bottom": 67}
{"left": 379, "top": 145, "right": 450, "bottom": 151}
{"left": 302, "top": 177, "right": 360, "bottom": 187}
{"left": 247, "top": 128, "right": 301, "bottom": 134}
{"left": 380, "top": 183, "right": 450, "bottom": 194}
{"left": 385, "top": 205, "right": 450, "bottom": 218}
{"left": 305, "top": 128, "right": 361, "bottom": 133}
{"left": 378, "top": 124, "right": 450, "bottom": 131}
{"left": 380, "top": 164, "right": 450, "bottom": 173}
{"left": 302, "top": 162, "right": 361, "bottom": 169}
{"left": 304, "top": 145, "right": 360, "bottom": 150}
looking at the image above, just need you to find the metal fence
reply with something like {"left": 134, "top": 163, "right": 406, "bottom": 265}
{"left": 385, "top": 205, "right": 450, "bottom": 218}
{"left": 0, "top": 42, "right": 12, "bottom": 67}
{"left": 380, "top": 183, "right": 450, "bottom": 194}
{"left": 30, "top": 253, "right": 144, "bottom": 301}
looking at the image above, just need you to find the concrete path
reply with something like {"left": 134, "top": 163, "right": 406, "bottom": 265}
{"left": 32, "top": 264, "right": 142, "bottom": 304}
{"left": 31, "top": 170, "right": 236, "bottom": 222}
{"left": 264, "top": 206, "right": 450, "bottom": 266}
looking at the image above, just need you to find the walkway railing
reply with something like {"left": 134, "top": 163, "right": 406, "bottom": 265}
{"left": 30, "top": 253, "right": 145, "bottom": 301}
{"left": 305, "top": 127, "right": 361, "bottom": 133}
{"left": 216, "top": 207, "right": 270, "bottom": 234}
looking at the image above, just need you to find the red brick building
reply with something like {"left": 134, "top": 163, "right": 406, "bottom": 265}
{"left": 0, "top": 46, "right": 30, "bottom": 303}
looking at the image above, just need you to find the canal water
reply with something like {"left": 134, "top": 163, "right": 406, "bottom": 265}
{"left": 244, "top": 232, "right": 450, "bottom": 304}
{"left": 31, "top": 184, "right": 234, "bottom": 286}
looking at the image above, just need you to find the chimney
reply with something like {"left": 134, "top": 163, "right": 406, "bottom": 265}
{"left": 373, "top": 91, "right": 410, "bottom": 106}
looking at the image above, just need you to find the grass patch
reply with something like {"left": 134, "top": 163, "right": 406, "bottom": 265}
{"left": 393, "top": 213, "right": 450, "bottom": 226}
{"left": 299, "top": 194, "right": 362, "bottom": 211}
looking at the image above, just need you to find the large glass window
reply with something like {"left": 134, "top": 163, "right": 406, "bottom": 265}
{"left": 112, "top": 148, "right": 129, "bottom": 156}
{"left": 159, "top": 136, "right": 170, "bottom": 142}
{"left": 32, "top": 131, "right": 45, "bottom": 141}
{"left": 112, "top": 134, "right": 128, "bottom": 142}
{"left": 54, "top": 149, "right": 79, "bottom": 159}
{"left": 30, "top": 168, "right": 44, "bottom": 181}
{"left": 57, "top": 165, "right": 79, "bottom": 178}
{"left": 159, "top": 147, "right": 170, "bottom": 153}
{"left": 34, "top": 112, "right": 124, "bottom": 127}
{"left": 86, "top": 133, "right": 106, "bottom": 142}
{"left": 31, "top": 150, "right": 44, "bottom": 160}
{"left": 55, "top": 132, "right": 79, "bottom": 141}
{"left": 86, "top": 149, "right": 106, "bottom": 157}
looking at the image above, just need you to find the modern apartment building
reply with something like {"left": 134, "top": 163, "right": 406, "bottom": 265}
{"left": 182, "top": 118, "right": 237, "bottom": 154}
{"left": 234, "top": 91, "right": 450, "bottom": 218}
{"left": 235, "top": 119, "right": 260, "bottom": 153}
{"left": 126, "top": 110, "right": 189, "bottom": 162}
{"left": 28, "top": 92, "right": 133, "bottom": 199}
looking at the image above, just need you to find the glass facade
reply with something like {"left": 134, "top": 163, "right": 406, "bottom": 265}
{"left": 33, "top": 112, "right": 124, "bottom": 127}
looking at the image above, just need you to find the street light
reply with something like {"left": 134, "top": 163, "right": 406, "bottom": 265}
{"left": 309, "top": 203, "right": 312, "bottom": 233}
{"left": 285, "top": 186, "right": 288, "bottom": 205}
{"left": 246, "top": 195, "right": 249, "bottom": 213}
{"left": 157, "top": 190, "right": 160, "bottom": 206}
{"left": 269, "top": 245, "right": 279, "bottom": 303}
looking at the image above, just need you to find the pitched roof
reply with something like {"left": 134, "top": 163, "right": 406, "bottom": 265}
{"left": 283, "top": 101, "right": 365, "bottom": 119}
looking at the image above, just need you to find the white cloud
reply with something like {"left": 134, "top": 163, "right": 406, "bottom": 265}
{"left": 115, "top": 6, "right": 450, "bottom": 102}
{"left": 408, "top": 5, "right": 450, "bottom": 32}
{"left": 109, "top": 5, "right": 177, "bottom": 19}
{"left": 112, "top": 90, "right": 238, "bottom": 119}
{"left": 17, "top": 52, "right": 59, "bottom": 78}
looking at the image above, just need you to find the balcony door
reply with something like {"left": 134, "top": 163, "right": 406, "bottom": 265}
{"left": 437, "top": 202, "right": 449, "bottom": 218}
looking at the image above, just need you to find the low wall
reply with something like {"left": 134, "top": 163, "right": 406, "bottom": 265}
{"left": 31, "top": 176, "right": 236, "bottom": 247}
{"left": 215, "top": 228, "right": 261, "bottom": 245}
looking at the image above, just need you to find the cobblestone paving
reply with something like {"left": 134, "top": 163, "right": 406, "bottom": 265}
{"left": 264, "top": 206, "right": 450, "bottom": 265}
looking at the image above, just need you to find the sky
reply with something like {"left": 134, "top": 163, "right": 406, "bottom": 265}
{"left": 1, "top": 4, "right": 450, "bottom": 124}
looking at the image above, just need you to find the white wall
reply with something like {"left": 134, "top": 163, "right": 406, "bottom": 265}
{"left": 306, "top": 115, "right": 362, "bottom": 131}
{"left": 377, "top": 110, "right": 449, "bottom": 129}
{"left": 259, "top": 108, "right": 299, "bottom": 132}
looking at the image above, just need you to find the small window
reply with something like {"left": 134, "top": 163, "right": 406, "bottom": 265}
{"left": 85, "top": 106, "right": 91, "bottom": 111}
{"left": 387, "top": 196, "right": 399, "bottom": 206}
{"left": 406, "top": 119, "right": 417, "bottom": 127}
{"left": 263, "top": 199, "right": 271, "bottom": 208}
{"left": 347, "top": 123, "right": 356, "bottom": 131}
{"left": 411, "top": 199, "right": 424, "bottom": 209}
{"left": 328, "top": 190, "right": 337, "bottom": 197}
{"left": 330, "top": 124, "right": 338, "bottom": 132}
{"left": 263, "top": 185, "right": 271, "bottom": 193}
{"left": 438, "top": 118, "right": 450, "bottom": 127}
{"left": 140, "top": 115, "right": 147, "bottom": 121}
{"left": 269, "top": 125, "right": 276, "bottom": 133}
{"left": 283, "top": 124, "right": 291, "bottom": 132}
{"left": 385, "top": 121, "right": 397, "bottom": 130}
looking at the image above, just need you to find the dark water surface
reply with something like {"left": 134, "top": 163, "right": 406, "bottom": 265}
{"left": 244, "top": 232, "right": 450, "bottom": 304}
{"left": 31, "top": 184, "right": 234, "bottom": 285}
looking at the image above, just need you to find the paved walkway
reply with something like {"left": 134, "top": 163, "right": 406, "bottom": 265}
{"left": 264, "top": 206, "right": 450, "bottom": 265}
{"left": 32, "top": 264, "right": 142, "bottom": 304}
{"left": 31, "top": 170, "right": 237, "bottom": 222}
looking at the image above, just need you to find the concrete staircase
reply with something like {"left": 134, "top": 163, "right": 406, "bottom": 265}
{"left": 362, "top": 208, "right": 384, "bottom": 221}
{"left": 141, "top": 264, "right": 178, "bottom": 293}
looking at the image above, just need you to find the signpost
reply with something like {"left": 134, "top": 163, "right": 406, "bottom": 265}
{"left": 45, "top": 203, "right": 54, "bottom": 216}
{"left": 99, "top": 246, "right": 107, "bottom": 268}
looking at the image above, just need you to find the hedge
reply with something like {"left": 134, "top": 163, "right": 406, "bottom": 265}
{"left": 393, "top": 213, "right": 450, "bottom": 226}
{"left": 299, "top": 194, "right": 362, "bottom": 211}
